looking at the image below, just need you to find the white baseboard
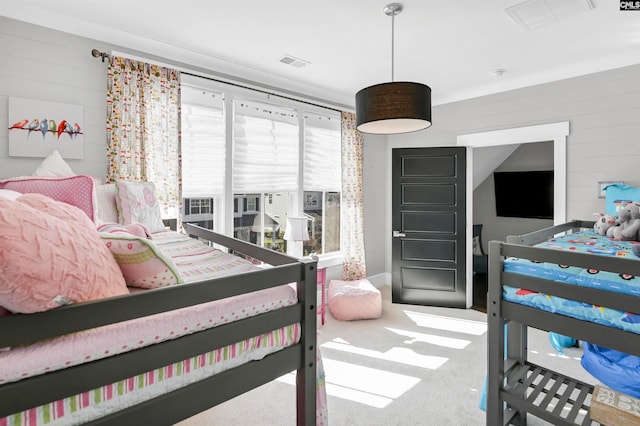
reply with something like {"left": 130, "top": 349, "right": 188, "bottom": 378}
{"left": 324, "top": 268, "right": 390, "bottom": 288}
{"left": 366, "top": 272, "right": 390, "bottom": 288}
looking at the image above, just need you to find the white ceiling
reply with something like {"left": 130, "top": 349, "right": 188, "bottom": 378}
{"left": 1, "top": 0, "right": 638, "bottom": 110}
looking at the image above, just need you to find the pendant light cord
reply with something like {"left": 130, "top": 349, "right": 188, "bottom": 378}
{"left": 391, "top": 10, "right": 395, "bottom": 82}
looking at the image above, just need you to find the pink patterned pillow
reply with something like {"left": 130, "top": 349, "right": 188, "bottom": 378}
{"left": 115, "top": 181, "right": 165, "bottom": 233}
{"left": 0, "top": 194, "right": 129, "bottom": 314}
{"left": 0, "top": 175, "right": 97, "bottom": 222}
{"left": 99, "top": 232, "right": 183, "bottom": 289}
{"left": 327, "top": 279, "right": 382, "bottom": 321}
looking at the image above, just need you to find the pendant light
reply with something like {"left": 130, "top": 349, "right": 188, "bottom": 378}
{"left": 355, "top": 3, "right": 432, "bottom": 135}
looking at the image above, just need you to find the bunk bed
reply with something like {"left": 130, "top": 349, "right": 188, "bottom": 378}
{"left": 486, "top": 220, "right": 640, "bottom": 426}
{"left": 0, "top": 222, "right": 320, "bottom": 426}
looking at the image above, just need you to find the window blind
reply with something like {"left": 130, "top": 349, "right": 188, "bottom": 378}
{"left": 181, "top": 84, "right": 225, "bottom": 198}
{"left": 233, "top": 99, "right": 299, "bottom": 192}
{"left": 304, "top": 113, "right": 341, "bottom": 192}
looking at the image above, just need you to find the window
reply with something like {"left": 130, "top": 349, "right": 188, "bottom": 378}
{"left": 183, "top": 197, "right": 215, "bottom": 229}
{"left": 245, "top": 196, "right": 259, "bottom": 213}
{"left": 303, "top": 113, "right": 342, "bottom": 255}
{"left": 232, "top": 99, "right": 298, "bottom": 253}
{"left": 187, "top": 198, "right": 212, "bottom": 215}
{"left": 180, "top": 81, "right": 225, "bottom": 231}
{"left": 180, "top": 74, "right": 341, "bottom": 256}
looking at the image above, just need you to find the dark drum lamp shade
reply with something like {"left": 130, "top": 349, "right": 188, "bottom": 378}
{"left": 355, "top": 3, "right": 432, "bottom": 135}
{"left": 356, "top": 81, "right": 432, "bottom": 134}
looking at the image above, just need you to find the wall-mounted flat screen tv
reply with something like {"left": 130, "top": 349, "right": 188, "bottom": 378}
{"left": 493, "top": 170, "right": 554, "bottom": 220}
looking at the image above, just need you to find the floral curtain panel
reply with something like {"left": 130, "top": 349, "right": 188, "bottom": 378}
{"left": 106, "top": 56, "right": 181, "bottom": 220}
{"left": 340, "top": 112, "right": 367, "bottom": 280}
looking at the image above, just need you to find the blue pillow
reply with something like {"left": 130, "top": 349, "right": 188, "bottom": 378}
{"left": 604, "top": 184, "right": 640, "bottom": 215}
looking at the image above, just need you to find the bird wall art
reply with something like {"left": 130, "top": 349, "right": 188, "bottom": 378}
{"left": 8, "top": 97, "right": 84, "bottom": 159}
{"left": 9, "top": 117, "right": 83, "bottom": 140}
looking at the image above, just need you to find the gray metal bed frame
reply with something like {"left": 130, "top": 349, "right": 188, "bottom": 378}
{"left": 487, "top": 220, "right": 640, "bottom": 426}
{"left": 0, "top": 223, "right": 318, "bottom": 425}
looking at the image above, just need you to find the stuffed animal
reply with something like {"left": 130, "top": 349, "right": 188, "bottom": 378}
{"left": 612, "top": 202, "right": 640, "bottom": 241}
{"left": 593, "top": 213, "right": 618, "bottom": 236}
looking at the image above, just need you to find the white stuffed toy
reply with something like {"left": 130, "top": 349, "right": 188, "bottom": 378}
{"left": 613, "top": 202, "right": 640, "bottom": 241}
{"left": 593, "top": 213, "right": 618, "bottom": 237}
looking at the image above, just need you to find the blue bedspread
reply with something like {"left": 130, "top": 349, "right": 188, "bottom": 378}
{"left": 503, "top": 230, "right": 640, "bottom": 334}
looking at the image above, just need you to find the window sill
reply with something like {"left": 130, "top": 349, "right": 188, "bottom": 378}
{"left": 308, "top": 252, "right": 343, "bottom": 269}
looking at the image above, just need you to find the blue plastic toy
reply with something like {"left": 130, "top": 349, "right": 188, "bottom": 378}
{"left": 549, "top": 332, "right": 577, "bottom": 355}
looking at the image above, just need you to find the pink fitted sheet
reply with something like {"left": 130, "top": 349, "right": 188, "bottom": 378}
{"left": 0, "top": 282, "right": 296, "bottom": 385}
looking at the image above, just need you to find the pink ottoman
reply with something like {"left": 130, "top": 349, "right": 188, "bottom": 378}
{"left": 327, "top": 279, "right": 382, "bottom": 321}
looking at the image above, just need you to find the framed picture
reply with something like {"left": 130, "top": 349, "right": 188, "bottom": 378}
{"left": 8, "top": 97, "right": 84, "bottom": 159}
{"left": 598, "top": 181, "right": 624, "bottom": 199}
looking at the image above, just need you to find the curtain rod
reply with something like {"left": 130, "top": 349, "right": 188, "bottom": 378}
{"left": 91, "top": 48, "right": 110, "bottom": 62}
{"left": 90, "top": 48, "right": 344, "bottom": 114}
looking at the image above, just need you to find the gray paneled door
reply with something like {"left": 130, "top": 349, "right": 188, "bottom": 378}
{"left": 392, "top": 147, "right": 467, "bottom": 308}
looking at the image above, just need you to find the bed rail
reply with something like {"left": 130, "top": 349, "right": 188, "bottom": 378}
{"left": 489, "top": 237, "right": 640, "bottom": 356}
{"left": 0, "top": 225, "right": 308, "bottom": 348}
{"left": 0, "top": 226, "right": 318, "bottom": 425}
{"left": 505, "top": 220, "right": 594, "bottom": 246}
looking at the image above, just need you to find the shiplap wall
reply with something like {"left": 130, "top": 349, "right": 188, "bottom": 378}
{"left": 0, "top": 17, "right": 111, "bottom": 179}
{"left": 387, "top": 64, "right": 640, "bottom": 220}
{"left": 2, "top": 17, "right": 639, "bottom": 278}
{"left": 371, "top": 63, "right": 640, "bottom": 276}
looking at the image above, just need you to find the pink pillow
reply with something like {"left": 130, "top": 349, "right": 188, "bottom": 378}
{"left": 0, "top": 175, "right": 97, "bottom": 222}
{"left": 0, "top": 194, "right": 129, "bottom": 314}
{"left": 99, "top": 232, "right": 182, "bottom": 289}
{"left": 115, "top": 181, "right": 166, "bottom": 233}
{"left": 327, "top": 279, "right": 382, "bottom": 321}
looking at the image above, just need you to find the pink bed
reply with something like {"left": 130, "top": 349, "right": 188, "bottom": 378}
{"left": 0, "top": 175, "right": 324, "bottom": 425}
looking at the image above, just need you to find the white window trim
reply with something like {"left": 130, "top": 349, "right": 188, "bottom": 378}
{"left": 182, "top": 76, "right": 342, "bottom": 256}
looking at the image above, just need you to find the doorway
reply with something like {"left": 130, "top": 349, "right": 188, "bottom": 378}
{"left": 457, "top": 121, "right": 569, "bottom": 309}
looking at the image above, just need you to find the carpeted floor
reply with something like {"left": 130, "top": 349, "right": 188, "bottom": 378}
{"left": 178, "top": 284, "right": 594, "bottom": 425}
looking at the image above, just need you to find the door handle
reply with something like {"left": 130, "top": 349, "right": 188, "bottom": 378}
{"left": 393, "top": 230, "right": 406, "bottom": 238}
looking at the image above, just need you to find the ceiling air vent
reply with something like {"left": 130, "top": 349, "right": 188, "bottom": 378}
{"left": 277, "top": 54, "right": 310, "bottom": 68}
{"left": 505, "top": 0, "right": 595, "bottom": 31}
